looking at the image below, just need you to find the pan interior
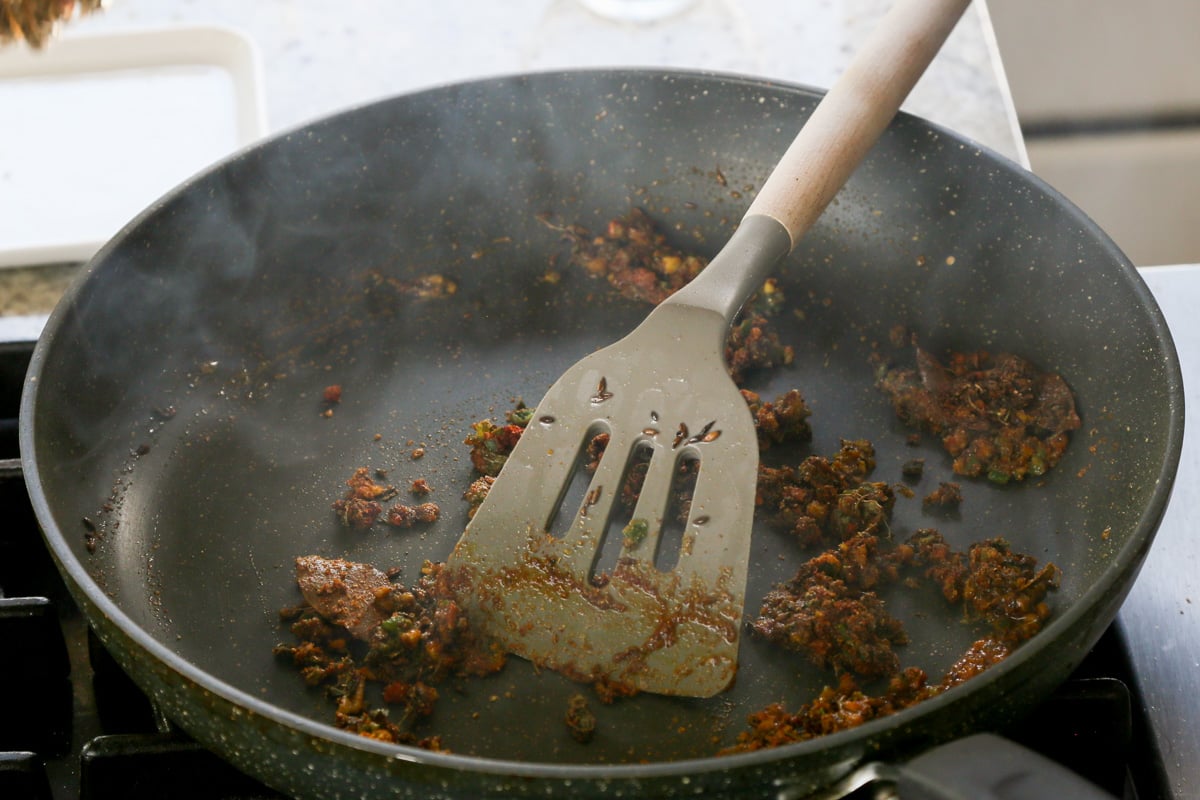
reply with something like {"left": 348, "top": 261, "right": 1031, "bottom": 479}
{"left": 27, "top": 71, "right": 1177, "bottom": 766}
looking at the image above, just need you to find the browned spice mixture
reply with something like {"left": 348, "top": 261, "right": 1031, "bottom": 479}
{"left": 462, "top": 475, "right": 495, "bottom": 519}
{"left": 755, "top": 439, "right": 893, "bottom": 548}
{"left": 278, "top": 207, "right": 1070, "bottom": 755}
{"left": 753, "top": 568, "right": 908, "bottom": 679}
{"left": 752, "top": 462, "right": 907, "bottom": 680}
{"left": 385, "top": 502, "right": 440, "bottom": 527}
{"left": 726, "top": 667, "right": 932, "bottom": 752}
{"left": 471, "top": 405, "right": 537, "bottom": 474}
{"left": 902, "top": 529, "right": 1061, "bottom": 642}
{"left": 273, "top": 556, "right": 504, "bottom": 750}
{"left": 331, "top": 467, "right": 393, "bottom": 528}
{"left": 743, "top": 388, "right": 813, "bottom": 451}
{"left": 565, "top": 694, "right": 597, "bottom": 744}
{"left": 723, "top": 634, "right": 1013, "bottom": 754}
{"left": 463, "top": 210, "right": 802, "bottom": 483}
{"left": 923, "top": 481, "right": 963, "bottom": 510}
{"left": 740, "top": 430, "right": 1060, "bottom": 749}
{"left": 332, "top": 467, "right": 439, "bottom": 531}
{"left": 544, "top": 207, "right": 706, "bottom": 305}
{"left": 876, "top": 346, "right": 1081, "bottom": 484}
{"left": 731, "top": 525, "right": 1052, "bottom": 753}
{"left": 749, "top": 515, "right": 1057, "bottom": 691}
{"left": 463, "top": 419, "right": 525, "bottom": 477}
{"left": 726, "top": 297, "right": 794, "bottom": 384}
{"left": 550, "top": 208, "right": 794, "bottom": 383}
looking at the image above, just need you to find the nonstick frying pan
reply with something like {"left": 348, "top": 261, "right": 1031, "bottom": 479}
{"left": 21, "top": 70, "right": 1183, "bottom": 798}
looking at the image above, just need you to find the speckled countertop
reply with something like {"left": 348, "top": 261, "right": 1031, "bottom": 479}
{"left": 0, "top": 0, "right": 1024, "bottom": 335}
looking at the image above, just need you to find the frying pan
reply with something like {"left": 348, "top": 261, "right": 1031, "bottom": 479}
{"left": 21, "top": 70, "right": 1183, "bottom": 798}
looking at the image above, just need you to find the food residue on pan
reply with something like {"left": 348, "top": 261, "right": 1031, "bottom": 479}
{"left": 874, "top": 345, "right": 1081, "bottom": 484}
{"left": 923, "top": 481, "right": 964, "bottom": 510}
{"left": 565, "top": 693, "right": 597, "bottom": 743}
{"left": 728, "top": 530, "right": 1058, "bottom": 752}
{"left": 331, "top": 467, "right": 440, "bottom": 531}
{"left": 273, "top": 556, "right": 504, "bottom": 751}
{"left": 273, "top": 208, "right": 1075, "bottom": 754}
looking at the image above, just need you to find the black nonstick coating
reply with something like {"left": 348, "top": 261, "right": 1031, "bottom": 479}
{"left": 22, "top": 70, "right": 1182, "bottom": 798}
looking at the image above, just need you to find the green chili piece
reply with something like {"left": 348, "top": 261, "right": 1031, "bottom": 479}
{"left": 506, "top": 406, "right": 534, "bottom": 427}
{"left": 622, "top": 518, "right": 649, "bottom": 549}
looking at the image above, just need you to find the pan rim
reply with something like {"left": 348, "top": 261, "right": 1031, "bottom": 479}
{"left": 19, "top": 66, "right": 1186, "bottom": 786}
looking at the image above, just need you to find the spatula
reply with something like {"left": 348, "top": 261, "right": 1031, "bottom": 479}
{"left": 446, "top": 0, "right": 972, "bottom": 698}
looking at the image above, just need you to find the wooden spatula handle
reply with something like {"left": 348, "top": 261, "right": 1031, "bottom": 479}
{"left": 746, "top": 0, "right": 972, "bottom": 250}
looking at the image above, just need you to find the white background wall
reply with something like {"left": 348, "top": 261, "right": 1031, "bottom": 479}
{"left": 989, "top": 0, "right": 1200, "bottom": 266}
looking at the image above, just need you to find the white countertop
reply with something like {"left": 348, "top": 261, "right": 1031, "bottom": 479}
{"left": 1117, "top": 264, "right": 1200, "bottom": 800}
{"left": 52, "top": 0, "right": 1026, "bottom": 163}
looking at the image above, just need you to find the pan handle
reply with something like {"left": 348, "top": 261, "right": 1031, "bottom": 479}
{"left": 744, "top": 0, "right": 971, "bottom": 252}
{"left": 795, "top": 734, "right": 1117, "bottom": 800}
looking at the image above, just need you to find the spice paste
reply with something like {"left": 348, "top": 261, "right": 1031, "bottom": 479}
{"left": 274, "top": 208, "right": 1072, "bottom": 754}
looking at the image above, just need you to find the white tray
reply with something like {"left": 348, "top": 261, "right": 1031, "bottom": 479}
{"left": 0, "top": 26, "right": 267, "bottom": 268}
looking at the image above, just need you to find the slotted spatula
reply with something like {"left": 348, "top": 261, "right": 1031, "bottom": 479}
{"left": 446, "top": 0, "right": 972, "bottom": 698}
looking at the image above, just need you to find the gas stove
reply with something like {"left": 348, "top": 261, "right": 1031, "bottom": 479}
{"left": 0, "top": 335, "right": 1175, "bottom": 799}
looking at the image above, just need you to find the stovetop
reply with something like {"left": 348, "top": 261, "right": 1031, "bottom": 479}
{"left": 0, "top": 337, "right": 1171, "bottom": 799}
